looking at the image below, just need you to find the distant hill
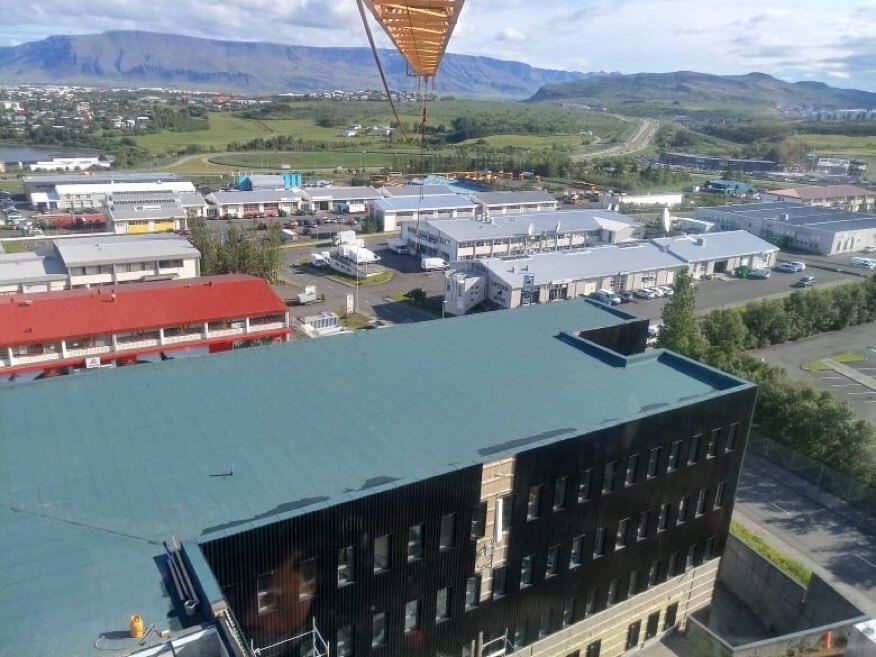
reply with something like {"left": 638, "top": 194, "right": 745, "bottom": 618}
{"left": 528, "top": 71, "right": 876, "bottom": 109}
{"left": 0, "top": 31, "right": 595, "bottom": 99}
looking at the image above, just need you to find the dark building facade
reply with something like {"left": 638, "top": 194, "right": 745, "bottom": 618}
{"left": 659, "top": 152, "right": 777, "bottom": 174}
{"left": 199, "top": 340, "right": 755, "bottom": 657}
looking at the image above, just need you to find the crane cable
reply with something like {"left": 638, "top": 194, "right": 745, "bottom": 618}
{"left": 355, "top": 0, "right": 409, "bottom": 143}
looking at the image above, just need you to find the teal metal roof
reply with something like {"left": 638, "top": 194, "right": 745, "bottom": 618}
{"left": 0, "top": 299, "right": 752, "bottom": 656}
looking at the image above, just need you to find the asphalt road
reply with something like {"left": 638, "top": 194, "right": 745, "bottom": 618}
{"left": 734, "top": 450, "right": 876, "bottom": 616}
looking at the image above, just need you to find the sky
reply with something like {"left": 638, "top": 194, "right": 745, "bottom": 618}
{"left": 1, "top": 0, "right": 875, "bottom": 91}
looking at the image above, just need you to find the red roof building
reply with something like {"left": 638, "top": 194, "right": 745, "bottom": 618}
{"left": 0, "top": 274, "right": 290, "bottom": 381}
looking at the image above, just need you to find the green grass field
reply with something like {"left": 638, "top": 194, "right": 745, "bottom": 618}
{"left": 797, "top": 134, "right": 876, "bottom": 178}
{"left": 0, "top": 180, "right": 23, "bottom": 194}
{"left": 210, "top": 150, "right": 401, "bottom": 170}
{"left": 457, "top": 134, "right": 584, "bottom": 149}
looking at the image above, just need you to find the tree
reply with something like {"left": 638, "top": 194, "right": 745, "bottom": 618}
{"left": 655, "top": 267, "right": 707, "bottom": 358}
{"left": 701, "top": 308, "right": 748, "bottom": 352}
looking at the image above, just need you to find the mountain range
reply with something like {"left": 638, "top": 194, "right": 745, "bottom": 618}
{"left": 529, "top": 71, "right": 876, "bottom": 109}
{"left": 0, "top": 31, "right": 594, "bottom": 99}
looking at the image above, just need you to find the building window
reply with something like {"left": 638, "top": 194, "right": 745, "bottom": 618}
{"left": 499, "top": 494, "right": 513, "bottom": 536}
{"left": 256, "top": 572, "right": 276, "bottom": 614}
{"left": 668, "top": 551, "right": 681, "bottom": 577}
{"left": 628, "top": 569, "right": 639, "bottom": 597}
{"left": 616, "top": 518, "right": 629, "bottom": 550}
{"left": 685, "top": 544, "right": 697, "bottom": 571}
{"left": 726, "top": 423, "right": 739, "bottom": 452}
{"left": 667, "top": 441, "right": 681, "bottom": 472}
{"left": 606, "top": 578, "right": 619, "bottom": 606}
{"left": 546, "top": 545, "right": 559, "bottom": 577}
{"left": 677, "top": 496, "right": 689, "bottom": 525}
{"left": 514, "top": 620, "right": 528, "bottom": 648}
{"left": 646, "top": 611, "right": 660, "bottom": 640}
{"left": 520, "top": 554, "right": 535, "bottom": 587}
{"left": 584, "top": 589, "right": 597, "bottom": 616}
{"left": 299, "top": 558, "right": 317, "bottom": 599}
{"left": 688, "top": 434, "right": 701, "bottom": 465}
{"left": 714, "top": 481, "right": 727, "bottom": 509}
{"left": 439, "top": 513, "right": 456, "bottom": 550}
{"left": 404, "top": 599, "right": 420, "bottom": 634}
{"left": 436, "top": 586, "right": 451, "bottom": 621}
{"left": 648, "top": 561, "right": 659, "bottom": 588}
{"left": 626, "top": 620, "right": 642, "bottom": 650}
{"left": 578, "top": 469, "right": 592, "bottom": 502}
{"left": 695, "top": 489, "right": 708, "bottom": 517}
{"left": 538, "top": 608, "right": 552, "bottom": 638}
{"left": 664, "top": 602, "right": 679, "bottom": 630}
{"left": 372, "top": 612, "right": 386, "bottom": 647}
{"left": 338, "top": 546, "right": 354, "bottom": 587}
{"left": 647, "top": 447, "right": 661, "bottom": 478}
{"left": 562, "top": 599, "right": 575, "bottom": 627}
{"left": 593, "top": 527, "right": 607, "bottom": 557}
{"left": 492, "top": 566, "right": 508, "bottom": 598}
{"left": 527, "top": 485, "right": 541, "bottom": 520}
{"left": 553, "top": 476, "right": 568, "bottom": 511}
{"left": 602, "top": 461, "right": 617, "bottom": 494}
{"left": 705, "top": 536, "right": 718, "bottom": 561}
{"left": 625, "top": 454, "right": 639, "bottom": 486}
{"left": 336, "top": 625, "right": 354, "bottom": 657}
{"left": 570, "top": 536, "right": 584, "bottom": 568}
{"left": 637, "top": 510, "right": 650, "bottom": 541}
{"left": 657, "top": 502, "right": 670, "bottom": 532}
{"left": 471, "top": 502, "right": 487, "bottom": 539}
{"left": 374, "top": 534, "right": 390, "bottom": 573}
{"left": 586, "top": 640, "right": 601, "bottom": 657}
{"left": 707, "top": 429, "right": 720, "bottom": 458}
{"left": 465, "top": 575, "right": 480, "bottom": 609}
{"left": 408, "top": 524, "right": 424, "bottom": 561}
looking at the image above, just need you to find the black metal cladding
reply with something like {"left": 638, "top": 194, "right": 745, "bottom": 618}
{"left": 200, "top": 385, "right": 755, "bottom": 657}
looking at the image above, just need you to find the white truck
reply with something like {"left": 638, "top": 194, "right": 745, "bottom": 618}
{"left": 421, "top": 257, "right": 449, "bottom": 271}
{"left": 388, "top": 237, "right": 408, "bottom": 254}
{"left": 338, "top": 202, "right": 366, "bottom": 214}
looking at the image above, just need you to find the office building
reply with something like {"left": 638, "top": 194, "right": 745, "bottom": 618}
{"left": 1, "top": 300, "right": 755, "bottom": 657}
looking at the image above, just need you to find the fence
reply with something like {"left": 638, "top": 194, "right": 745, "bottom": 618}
{"left": 747, "top": 434, "right": 876, "bottom": 517}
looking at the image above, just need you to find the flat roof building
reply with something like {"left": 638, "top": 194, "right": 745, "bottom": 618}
{"left": 33, "top": 180, "right": 196, "bottom": 211}
{"left": 23, "top": 172, "right": 181, "bottom": 196}
{"left": 300, "top": 186, "right": 383, "bottom": 212}
{"left": 369, "top": 194, "right": 478, "bottom": 231}
{"left": 761, "top": 184, "right": 875, "bottom": 213}
{"left": 382, "top": 184, "right": 456, "bottom": 197}
{"left": 695, "top": 202, "right": 876, "bottom": 255}
{"left": 449, "top": 231, "right": 777, "bottom": 312}
{"left": 206, "top": 190, "right": 303, "bottom": 218}
{"left": 0, "top": 274, "right": 290, "bottom": 382}
{"left": 469, "top": 190, "right": 559, "bottom": 215}
{"left": 0, "top": 298, "right": 756, "bottom": 657}
{"left": 402, "top": 209, "right": 642, "bottom": 262}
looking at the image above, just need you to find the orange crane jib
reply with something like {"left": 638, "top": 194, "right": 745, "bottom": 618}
{"left": 362, "top": 0, "right": 466, "bottom": 78}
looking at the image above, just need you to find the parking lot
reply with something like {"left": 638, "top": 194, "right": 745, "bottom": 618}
{"left": 753, "top": 323, "right": 876, "bottom": 423}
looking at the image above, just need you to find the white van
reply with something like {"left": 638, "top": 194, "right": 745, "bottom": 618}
{"left": 595, "top": 288, "right": 621, "bottom": 305}
{"left": 850, "top": 257, "right": 876, "bottom": 270}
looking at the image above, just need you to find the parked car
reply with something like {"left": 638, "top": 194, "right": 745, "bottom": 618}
{"left": 618, "top": 291, "right": 634, "bottom": 303}
{"left": 749, "top": 268, "right": 771, "bottom": 279}
{"left": 656, "top": 286, "right": 674, "bottom": 297}
{"left": 794, "top": 275, "right": 815, "bottom": 288}
{"left": 649, "top": 287, "right": 666, "bottom": 297}
{"left": 776, "top": 261, "right": 806, "bottom": 273}
{"left": 634, "top": 288, "right": 657, "bottom": 299}
{"left": 850, "top": 257, "right": 876, "bottom": 270}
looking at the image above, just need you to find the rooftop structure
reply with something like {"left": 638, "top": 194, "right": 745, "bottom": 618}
{"left": 469, "top": 190, "right": 559, "bottom": 214}
{"left": 381, "top": 184, "right": 456, "bottom": 197}
{"left": 238, "top": 173, "right": 303, "bottom": 191}
{"left": 369, "top": 194, "right": 478, "bottom": 231}
{"left": 696, "top": 202, "right": 876, "bottom": 255}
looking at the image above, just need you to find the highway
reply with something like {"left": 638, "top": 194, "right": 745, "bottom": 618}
{"left": 573, "top": 116, "right": 660, "bottom": 161}
{"left": 734, "top": 450, "right": 876, "bottom": 616}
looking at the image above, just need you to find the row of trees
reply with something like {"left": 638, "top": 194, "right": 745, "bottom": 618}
{"left": 657, "top": 268, "right": 876, "bottom": 485}
{"left": 189, "top": 219, "right": 283, "bottom": 283}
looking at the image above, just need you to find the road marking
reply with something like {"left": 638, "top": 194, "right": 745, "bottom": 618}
{"left": 770, "top": 502, "right": 791, "bottom": 516}
{"left": 855, "top": 554, "right": 876, "bottom": 570}
{"left": 819, "top": 376, "right": 843, "bottom": 380}
{"left": 831, "top": 383, "right": 862, "bottom": 387}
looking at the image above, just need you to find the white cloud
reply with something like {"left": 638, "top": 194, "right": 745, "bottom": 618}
{"left": 497, "top": 27, "right": 526, "bottom": 42}
{"left": 829, "top": 71, "right": 851, "bottom": 79}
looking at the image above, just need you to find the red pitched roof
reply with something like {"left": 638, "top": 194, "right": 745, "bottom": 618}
{"left": 0, "top": 275, "right": 288, "bottom": 347}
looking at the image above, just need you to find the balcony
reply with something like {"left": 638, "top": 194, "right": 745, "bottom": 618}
{"left": 162, "top": 333, "right": 204, "bottom": 345}
{"left": 116, "top": 338, "right": 160, "bottom": 351}
{"left": 249, "top": 322, "right": 286, "bottom": 333}
{"left": 10, "top": 352, "right": 62, "bottom": 366}
{"left": 65, "top": 345, "right": 112, "bottom": 358}
{"left": 207, "top": 327, "right": 245, "bottom": 339}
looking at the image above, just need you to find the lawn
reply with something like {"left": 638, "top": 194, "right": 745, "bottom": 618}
{"left": 0, "top": 180, "right": 23, "bottom": 194}
{"left": 327, "top": 270, "right": 395, "bottom": 287}
{"left": 458, "top": 134, "right": 584, "bottom": 149}
{"left": 1, "top": 239, "right": 26, "bottom": 253}
{"left": 796, "top": 134, "right": 876, "bottom": 178}
{"left": 802, "top": 352, "right": 867, "bottom": 371}
{"left": 211, "top": 150, "right": 401, "bottom": 170}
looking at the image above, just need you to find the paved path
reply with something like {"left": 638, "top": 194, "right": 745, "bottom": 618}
{"left": 573, "top": 117, "right": 659, "bottom": 160}
{"left": 733, "top": 450, "right": 876, "bottom": 617}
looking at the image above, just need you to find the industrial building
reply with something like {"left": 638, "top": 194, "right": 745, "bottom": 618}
{"left": 369, "top": 194, "right": 478, "bottom": 231}
{"left": 300, "top": 186, "right": 383, "bottom": 212}
{"left": 237, "top": 173, "right": 303, "bottom": 191}
{"left": 760, "top": 184, "right": 875, "bottom": 213}
{"left": 206, "top": 190, "right": 303, "bottom": 218}
{"left": 0, "top": 274, "right": 290, "bottom": 383}
{"left": 469, "top": 191, "right": 559, "bottom": 215}
{"left": 27, "top": 179, "right": 197, "bottom": 211}
{"left": 381, "top": 184, "right": 456, "bottom": 197}
{"left": 446, "top": 231, "right": 777, "bottom": 312}
{"left": 0, "top": 299, "right": 755, "bottom": 657}
{"left": 0, "top": 233, "right": 201, "bottom": 294}
{"left": 402, "top": 210, "right": 642, "bottom": 263}
{"left": 23, "top": 172, "right": 181, "bottom": 200}
{"left": 658, "top": 152, "right": 777, "bottom": 174}
{"left": 695, "top": 202, "right": 876, "bottom": 255}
